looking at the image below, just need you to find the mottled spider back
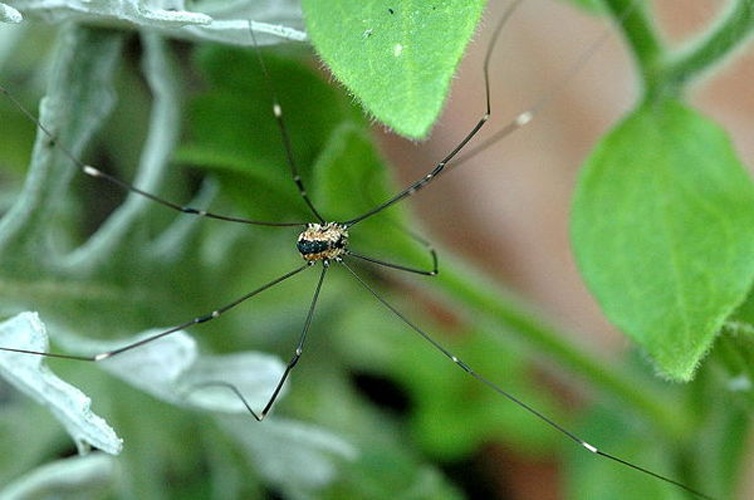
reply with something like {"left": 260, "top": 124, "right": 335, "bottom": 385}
{"left": 297, "top": 222, "right": 349, "bottom": 263}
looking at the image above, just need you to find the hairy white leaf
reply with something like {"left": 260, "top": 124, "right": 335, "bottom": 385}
{"left": 58, "top": 328, "right": 288, "bottom": 414}
{"left": 0, "top": 2, "right": 22, "bottom": 22}
{"left": 3, "top": 0, "right": 307, "bottom": 43}
{"left": 0, "top": 454, "right": 117, "bottom": 498}
{"left": 0, "top": 312, "right": 123, "bottom": 455}
{"left": 3, "top": 0, "right": 212, "bottom": 27}
{"left": 221, "top": 416, "right": 358, "bottom": 495}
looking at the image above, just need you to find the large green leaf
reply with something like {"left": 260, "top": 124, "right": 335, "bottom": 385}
{"left": 177, "top": 45, "right": 363, "bottom": 222}
{"left": 302, "top": 0, "right": 486, "bottom": 138}
{"left": 571, "top": 99, "right": 754, "bottom": 381}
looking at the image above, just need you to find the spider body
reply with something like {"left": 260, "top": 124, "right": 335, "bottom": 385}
{"left": 297, "top": 222, "right": 349, "bottom": 264}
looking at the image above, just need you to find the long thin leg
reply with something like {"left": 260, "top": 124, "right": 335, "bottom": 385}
{"left": 0, "top": 263, "right": 311, "bottom": 362}
{"left": 453, "top": 1, "right": 640, "bottom": 167}
{"left": 340, "top": 260, "right": 714, "bottom": 500}
{"left": 345, "top": 220, "right": 439, "bottom": 276}
{"left": 346, "top": 251, "right": 437, "bottom": 276}
{"left": 345, "top": 0, "right": 639, "bottom": 227}
{"left": 256, "top": 263, "right": 327, "bottom": 420}
{"left": 247, "top": 25, "right": 326, "bottom": 224}
{"left": 345, "top": 227, "right": 438, "bottom": 276}
{"left": 343, "top": 0, "right": 527, "bottom": 227}
{"left": 187, "top": 264, "right": 328, "bottom": 421}
{"left": 0, "top": 85, "right": 306, "bottom": 228}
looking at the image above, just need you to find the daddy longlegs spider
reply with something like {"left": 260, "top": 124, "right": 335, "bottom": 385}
{"left": 0, "top": 1, "right": 723, "bottom": 499}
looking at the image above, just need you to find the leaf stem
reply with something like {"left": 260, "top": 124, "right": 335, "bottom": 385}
{"left": 663, "top": 0, "right": 754, "bottom": 90}
{"left": 603, "top": 0, "right": 754, "bottom": 101}
{"left": 602, "top": 0, "right": 665, "bottom": 99}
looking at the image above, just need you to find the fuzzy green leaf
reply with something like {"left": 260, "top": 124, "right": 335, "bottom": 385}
{"left": 571, "top": 100, "right": 754, "bottom": 381}
{"left": 302, "top": 0, "right": 486, "bottom": 138}
{"left": 178, "top": 45, "right": 364, "bottom": 221}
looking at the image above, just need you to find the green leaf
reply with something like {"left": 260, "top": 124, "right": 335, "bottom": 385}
{"left": 333, "top": 300, "right": 561, "bottom": 460}
{"left": 178, "top": 44, "right": 364, "bottom": 221}
{"left": 565, "top": 406, "right": 690, "bottom": 500}
{"left": 312, "top": 122, "right": 391, "bottom": 219}
{"left": 302, "top": 0, "right": 486, "bottom": 139}
{"left": 557, "top": 0, "right": 607, "bottom": 14}
{"left": 571, "top": 100, "right": 754, "bottom": 381}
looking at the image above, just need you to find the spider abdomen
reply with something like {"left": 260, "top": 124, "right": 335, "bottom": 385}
{"left": 297, "top": 222, "right": 349, "bottom": 263}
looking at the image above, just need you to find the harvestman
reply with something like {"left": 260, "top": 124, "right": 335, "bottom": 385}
{"left": 0, "top": 2, "right": 715, "bottom": 499}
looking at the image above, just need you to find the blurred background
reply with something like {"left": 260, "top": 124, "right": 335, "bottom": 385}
{"left": 0, "top": 0, "right": 752, "bottom": 498}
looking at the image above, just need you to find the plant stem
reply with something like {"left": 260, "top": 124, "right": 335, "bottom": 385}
{"left": 664, "top": 0, "right": 754, "bottom": 90}
{"left": 602, "top": 0, "right": 665, "bottom": 99}
{"left": 429, "top": 251, "right": 697, "bottom": 440}
{"left": 604, "top": 0, "right": 754, "bottom": 101}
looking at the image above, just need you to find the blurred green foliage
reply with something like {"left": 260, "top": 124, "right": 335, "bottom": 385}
{"left": 0, "top": 1, "right": 753, "bottom": 499}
